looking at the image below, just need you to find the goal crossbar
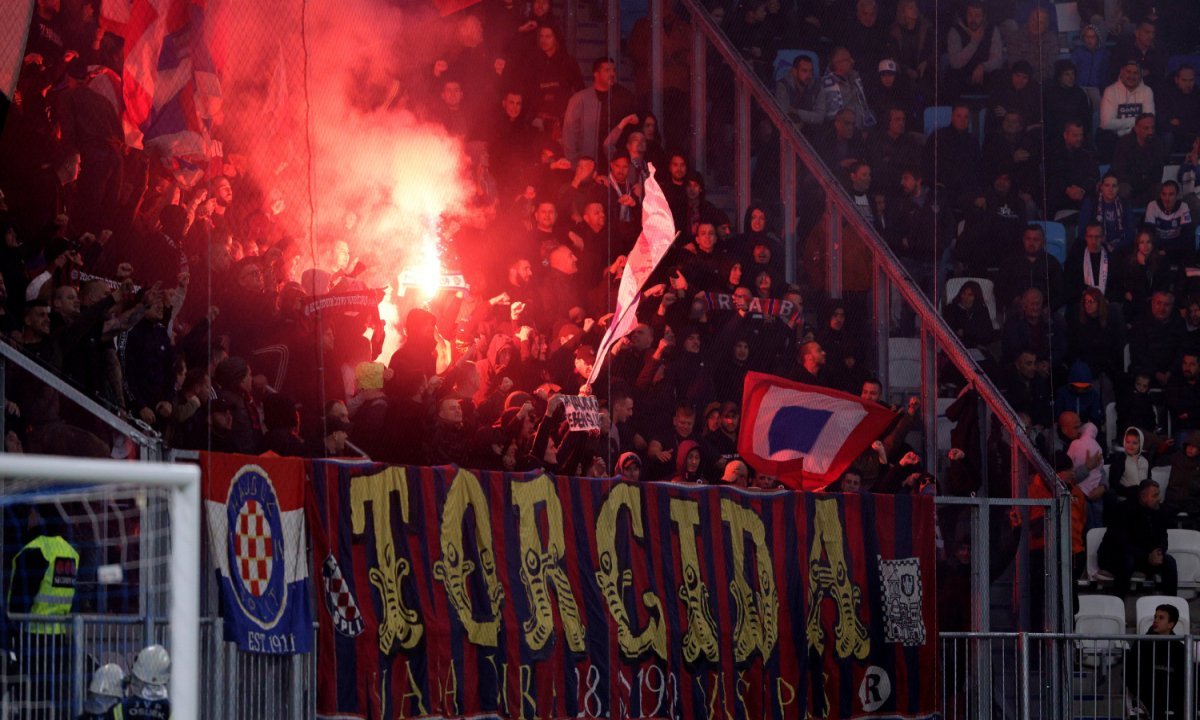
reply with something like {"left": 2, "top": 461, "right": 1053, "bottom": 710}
{"left": 0, "top": 453, "right": 200, "bottom": 720}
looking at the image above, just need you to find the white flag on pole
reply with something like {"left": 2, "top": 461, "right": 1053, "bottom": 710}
{"left": 587, "top": 162, "right": 677, "bottom": 386}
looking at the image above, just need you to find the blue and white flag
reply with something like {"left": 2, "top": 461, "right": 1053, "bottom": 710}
{"left": 739, "top": 372, "right": 897, "bottom": 490}
{"left": 202, "top": 453, "right": 313, "bottom": 654}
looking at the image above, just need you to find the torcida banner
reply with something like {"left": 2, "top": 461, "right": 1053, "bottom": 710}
{"left": 305, "top": 460, "right": 938, "bottom": 719}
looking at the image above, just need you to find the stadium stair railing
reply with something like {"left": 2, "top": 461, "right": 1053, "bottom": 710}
{"left": 0, "top": 339, "right": 164, "bottom": 461}
{"left": 637, "top": 5, "right": 1077, "bottom": 718}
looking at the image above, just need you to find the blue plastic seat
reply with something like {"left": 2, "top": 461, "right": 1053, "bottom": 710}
{"left": 773, "top": 49, "right": 819, "bottom": 82}
{"left": 923, "top": 106, "right": 953, "bottom": 136}
{"left": 1033, "top": 221, "right": 1068, "bottom": 263}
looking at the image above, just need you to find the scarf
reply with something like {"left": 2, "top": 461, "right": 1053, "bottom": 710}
{"left": 1093, "top": 197, "right": 1126, "bottom": 249}
{"left": 703, "top": 292, "right": 799, "bottom": 325}
{"left": 822, "top": 71, "right": 876, "bottom": 127}
{"left": 1082, "top": 248, "right": 1109, "bottom": 292}
{"left": 608, "top": 172, "right": 633, "bottom": 222}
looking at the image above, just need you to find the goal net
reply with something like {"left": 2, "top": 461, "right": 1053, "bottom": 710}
{"left": 0, "top": 454, "right": 199, "bottom": 720}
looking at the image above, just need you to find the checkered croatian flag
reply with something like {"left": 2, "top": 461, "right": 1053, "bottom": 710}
{"left": 738, "top": 372, "right": 898, "bottom": 490}
{"left": 202, "top": 453, "right": 313, "bottom": 654}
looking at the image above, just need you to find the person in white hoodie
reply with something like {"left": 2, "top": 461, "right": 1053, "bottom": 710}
{"left": 1100, "top": 60, "right": 1155, "bottom": 137}
{"left": 1068, "top": 421, "right": 1107, "bottom": 529}
{"left": 1107, "top": 425, "right": 1151, "bottom": 501}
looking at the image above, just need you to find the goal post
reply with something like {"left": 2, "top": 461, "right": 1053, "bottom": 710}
{"left": 0, "top": 453, "right": 200, "bottom": 720}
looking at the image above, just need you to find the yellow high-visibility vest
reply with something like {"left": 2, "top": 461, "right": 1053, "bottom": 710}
{"left": 8, "top": 535, "right": 78, "bottom": 635}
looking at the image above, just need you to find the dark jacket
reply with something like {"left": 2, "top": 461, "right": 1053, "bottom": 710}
{"left": 1045, "top": 142, "right": 1099, "bottom": 215}
{"left": 1129, "top": 314, "right": 1183, "bottom": 377}
{"left": 1166, "top": 431, "right": 1200, "bottom": 517}
{"left": 1166, "top": 375, "right": 1200, "bottom": 432}
{"left": 996, "top": 251, "right": 1066, "bottom": 312}
{"left": 1112, "top": 133, "right": 1168, "bottom": 201}
{"left": 1044, "top": 82, "right": 1093, "bottom": 141}
{"left": 1099, "top": 497, "right": 1169, "bottom": 570}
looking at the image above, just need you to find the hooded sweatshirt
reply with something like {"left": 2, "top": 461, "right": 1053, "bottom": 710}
{"left": 617, "top": 451, "right": 642, "bottom": 481}
{"left": 1099, "top": 79, "right": 1155, "bottom": 136}
{"left": 1106, "top": 425, "right": 1150, "bottom": 498}
{"left": 474, "top": 334, "right": 520, "bottom": 423}
{"left": 1068, "top": 422, "right": 1105, "bottom": 495}
{"left": 1054, "top": 360, "right": 1103, "bottom": 426}
{"left": 671, "top": 439, "right": 704, "bottom": 483}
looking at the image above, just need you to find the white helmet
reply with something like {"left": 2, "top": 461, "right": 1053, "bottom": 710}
{"left": 89, "top": 663, "right": 126, "bottom": 697}
{"left": 132, "top": 644, "right": 171, "bottom": 686}
{"left": 84, "top": 663, "right": 126, "bottom": 713}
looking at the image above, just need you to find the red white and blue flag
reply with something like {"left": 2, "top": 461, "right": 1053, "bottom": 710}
{"left": 739, "top": 371, "right": 898, "bottom": 490}
{"left": 102, "top": 0, "right": 222, "bottom": 186}
{"left": 202, "top": 453, "right": 313, "bottom": 655}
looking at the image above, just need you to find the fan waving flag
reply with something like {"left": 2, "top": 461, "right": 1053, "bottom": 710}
{"left": 739, "top": 371, "right": 898, "bottom": 490}
{"left": 587, "top": 161, "right": 676, "bottom": 386}
{"left": 108, "top": 0, "right": 222, "bottom": 187}
{"left": 202, "top": 453, "right": 314, "bottom": 654}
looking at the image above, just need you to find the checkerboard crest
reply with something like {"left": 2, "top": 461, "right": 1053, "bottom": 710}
{"left": 322, "top": 554, "right": 364, "bottom": 637}
{"left": 235, "top": 499, "right": 275, "bottom": 597}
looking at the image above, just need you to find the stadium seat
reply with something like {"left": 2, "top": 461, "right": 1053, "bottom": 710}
{"left": 944, "top": 277, "right": 1000, "bottom": 329}
{"left": 1074, "top": 594, "right": 1127, "bottom": 667}
{"left": 887, "top": 337, "right": 921, "bottom": 399}
{"left": 935, "top": 397, "right": 954, "bottom": 452}
{"left": 1033, "top": 221, "right": 1068, "bottom": 263}
{"left": 773, "top": 49, "right": 818, "bottom": 82}
{"left": 1086, "top": 527, "right": 1114, "bottom": 582}
{"left": 1135, "top": 595, "right": 1189, "bottom": 635}
{"left": 1167, "top": 529, "right": 1200, "bottom": 592}
{"left": 1055, "top": 2, "right": 1082, "bottom": 34}
{"left": 923, "top": 106, "right": 953, "bottom": 136}
{"left": 1167, "top": 55, "right": 1200, "bottom": 75}
{"left": 1162, "top": 164, "right": 1180, "bottom": 184}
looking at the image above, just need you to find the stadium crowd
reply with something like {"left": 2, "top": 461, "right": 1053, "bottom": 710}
{"left": 3, "top": 0, "right": 1200, "bottom": 592}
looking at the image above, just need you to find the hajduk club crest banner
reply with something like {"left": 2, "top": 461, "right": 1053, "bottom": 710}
{"left": 201, "top": 453, "right": 313, "bottom": 654}
{"left": 306, "top": 460, "right": 937, "bottom": 719}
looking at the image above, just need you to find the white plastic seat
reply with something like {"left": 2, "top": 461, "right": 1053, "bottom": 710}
{"left": 1075, "top": 594, "right": 1127, "bottom": 666}
{"left": 1135, "top": 595, "right": 1189, "bottom": 635}
{"left": 935, "top": 397, "right": 954, "bottom": 456}
{"left": 1086, "top": 527, "right": 1114, "bottom": 582}
{"left": 1055, "top": 1, "right": 1082, "bottom": 33}
{"left": 1087, "top": 526, "right": 1149, "bottom": 589}
{"left": 887, "top": 337, "right": 921, "bottom": 399}
{"left": 1168, "top": 529, "right": 1200, "bottom": 591}
{"left": 944, "top": 276, "right": 1000, "bottom": 330}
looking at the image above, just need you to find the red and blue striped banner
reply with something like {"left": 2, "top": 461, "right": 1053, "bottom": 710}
{"left": 306, "top": 460, "right": 938, "bottom": 719}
